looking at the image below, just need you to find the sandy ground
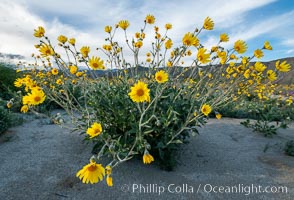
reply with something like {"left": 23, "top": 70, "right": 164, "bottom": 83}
{"left": 0, "top": 113, "right": 293, "bottom": 200}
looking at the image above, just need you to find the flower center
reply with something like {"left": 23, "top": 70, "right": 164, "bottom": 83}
{"left": 94, "top": 128, "right": 100, "bottom": 134}
{"left": 88, "top": 165, "right": 97, "bottom": 172}
{"left": 34, "top": 96, "right": 41, "bottom": 102}
{"left": 157, "top": 76, "right": 162, "bottom": 81}
{"left": 46, "top": 49, "right": 51, "bottom": 54}
{"left": 136, "top": 89, "right": 144, "bottom": 96}
{"left": 92, "top": 63, "right": 98, "bottom": 68}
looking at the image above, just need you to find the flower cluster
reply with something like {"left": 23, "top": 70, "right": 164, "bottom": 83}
{"left": 14, "top": 14, "right": 292, "bottom": 187}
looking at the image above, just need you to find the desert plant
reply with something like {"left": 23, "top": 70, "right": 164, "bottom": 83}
{"left": 0, "top": 63, "right": 18, "bottom": 99}
{"left": 14, "top": 15, "right": 291, "bottom": 187}
{"left": 284, "top": 140, "right": 294, "bottom": 156}
{"left": 0, "top": 105, "right": 23, "bottom": 135}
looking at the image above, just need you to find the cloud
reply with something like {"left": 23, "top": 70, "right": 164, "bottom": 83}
{"left": 1, "top": 0, "right": 292, "bottom": 65}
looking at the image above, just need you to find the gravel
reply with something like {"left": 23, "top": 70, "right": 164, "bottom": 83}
{"left": 0, "top": 115, "right": 293, "bottom": 200}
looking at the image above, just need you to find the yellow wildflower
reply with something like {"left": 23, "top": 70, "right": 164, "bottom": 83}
{"left": 69, "top": 65, "right": 78, "bottom": 74}
{"left": 80, "top": 46, "right": 90, "bottom": 58}
{"left": 165, "top": 39, "right": 173, "bottom": 49}
{"left": 87, "top": 122, "right": 103, "bottom": 138}
{"left": 20, "top": 105, "right": 29, "bottom": 113}
{"left": 203, "top": 17, "right": 214, "bottom": 30}
{"left": 201, "top": 104, "right": 212, "bottom": 116}
{"left": 267, "top": 70, "right": 277, "bottom": 82}
{"left": 263, "top": 41, "right": 272, "bottom": 50}
{"left": 145, "top": 14, "right": 155, "bottom": 24}
{"left": 89, "top": 56, "right": 105, "bottom": 70}
{"left": 254, "top": 49, "right": 263, "bottom": 59}
{"left": 216, "top": 113, "right": 222, "bottom": 119}
{"left": 57, "top": 35, "right": 67, "bottom": 43}
{"left": 254, "top": 62, "right": 267, "bottom": 72}
{"left": 128, "top": 81, "right": 150, "bottom": 103}
{"left": 165, "top": 23, "right": 172, "bottom": 30}
{"left": 104, "top": 26, "right": 112, "bottom": 33}
{"left": 220, "top": 33, "right": 229, "bottom": 42}
{"left": 34, "top": 26, "right": 45, "bottom": 38}
{"left": 76, "top": 160, "right": 105, "bottom": 184}
{"left": 22, "top": 89, "right": 46, "bottom": 106}
{"left": 234, "top": 40, "right": 247, "bottom": 54}
{"left": 118, "top": 20, "right": 130, "bottom": 30}
{"left": 134, "top": 41, "right": 143, "bottom": 48}
{"left": 51, "top": 68, "right": 58, "bottom": 75}
{"left": 143, "top": 152, "right": 154, "bottom": 164}
{"left": 197, "top": 48, "right": 210, "bottom": 64}
{"left": 276, "top": 60, "right": 291, "bottom": 72}
{"left": 39, "top": 44, "right": 54, "bottom": 57}
{"left": 155, "top": 70, "right": 168, "bottom": 83}
{"left": 68, "top": 38, "right": 76, "bottom": 45}
{"left": 182, "top": 32, "right": 199, "bottom": 46}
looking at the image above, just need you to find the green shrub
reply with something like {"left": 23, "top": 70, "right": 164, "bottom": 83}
{"left": 0, "top": 106, "right": 23, "bottom": 135}
{"left": 284, "top": 140, "right": 294, "bottom": 156}
{"left": 0, "top": 63, "right": 18, "bottom": 100}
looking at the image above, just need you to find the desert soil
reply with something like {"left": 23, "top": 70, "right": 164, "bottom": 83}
{"left": 0, "top": 112, "right": 293, "bottom": 200}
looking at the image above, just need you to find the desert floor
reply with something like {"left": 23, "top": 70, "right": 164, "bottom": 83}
{"left": 1, "top": 112, "right": 293, "bottom": 200}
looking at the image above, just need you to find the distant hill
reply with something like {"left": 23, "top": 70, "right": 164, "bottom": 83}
{"left": 89, "top": 57, "right": 294, "bottom": 84}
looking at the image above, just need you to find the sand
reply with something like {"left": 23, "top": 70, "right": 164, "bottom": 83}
{"left": 0, "top": 112, "right": 293, "bottom": 200}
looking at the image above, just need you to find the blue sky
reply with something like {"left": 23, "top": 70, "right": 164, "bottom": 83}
{"left": 0, "top": 0, "right": 293, "bottom": 64}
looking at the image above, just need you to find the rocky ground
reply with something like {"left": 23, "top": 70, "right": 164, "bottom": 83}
{"left": 0, "top": 113, "right": 293, "bottom": 200}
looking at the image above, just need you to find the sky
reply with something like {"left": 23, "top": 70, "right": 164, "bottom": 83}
{"left": 0, "top": 0, "right": 293, "bottom": 65}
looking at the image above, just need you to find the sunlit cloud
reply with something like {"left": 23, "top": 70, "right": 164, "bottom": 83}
{"left": 0, "top": 0, "right": 293, "bottom": 64}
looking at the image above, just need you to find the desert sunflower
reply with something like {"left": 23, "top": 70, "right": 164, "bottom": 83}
{"left": 182, "top": 32, "right": 199, "bottom": 47}
{"left": 216, "top": 113, "right": 222, "bottom": 119}
{"left": 89, "top": 56, "right": 105, "bottom": 70}
{"left": 267, "top": 70, "right": 277, "bottom": 81}
{"left": 23, "top": 89, "right": 46, "bottom": 106}
{"left": 201, "top": 104, "right": 212, "bottom": 116}
{"left": 14, "top": 78, "right": 24, "bottom": 87}
{"left": 203, "top": 17, "right": 214, "bottom": 30}
{"left": 118, "top": 20, "right": 130, "bottom": 30}
{"left": 155, "top": 70, "right": 168, "bottom": 83}
{"left": 104, "top": 26, "right": 112, "bottom": 33}
{"left": 57, "top": 35, "right": 67, "bottom": 43}
{"left": 165, "top": 39, "right": 173, "bottom": 49}
{"left": 20, "top": 105, "right": 29, "bottom": 113}
{"left": 143, "top": 151, "right": 154, "bottom": 164}
{"left": 80, "top": 46, "right": 90, "bottom": 58}
{"left": 34, "top": 26, "right": 45, "bottom": 38}
{"left": 86, "top": 122, "right": 103, "bottom": 138}
{"left": 254, "top": 62, "right": 267, "bottom": 72}
{"left": 51, "top": 68, "right": 58, "bottom": 75}
{"left": 39, "top": 44, "right": 54, "bottom": 57}
{"left": 263, "top": 41, "right": 272, "bottom": 50}
{"left": 68, "top": 38, "right": 75, "bottom": 45}
{"left": 276, "top": 60, "right": 291, "bottom": 72}
{"left": 105, "top": 166, "right": 113, "bottom": 187}
{"left": 128, "top": 80, "right": 150, "bottom": 103}
{"left": 165, "top": 23, "right": 172, "bottom": 30}
{"left": 234, "top": 40, "right": 247, "bottom": 54}
{"left": 76, "top": 160, "right": 105, "bottom": 184}
{"left": 145, "top": 14, "right": 155, "bottom": 24}
{"left": 220, "top": 33, "right": 229, "bottom": 42}
{"left": 254, "top": 49, "right": 263, "bottom": 59}
{"left": 197, "top": 48, "right": 210, "bottom": 64}
{"left": 69, "top": 65, "right": 78, "bottom": 74}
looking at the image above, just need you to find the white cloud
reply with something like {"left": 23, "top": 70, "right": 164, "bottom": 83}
{"left": 282, "top": 39, "right": 294, "bottom": 46}
{"left": 1, "top": 0, "right": 292, "bottom": 65}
